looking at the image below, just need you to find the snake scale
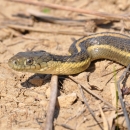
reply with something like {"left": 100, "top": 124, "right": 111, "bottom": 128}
{"left": 8, "top": 32, "right": 130, "bottom": 75}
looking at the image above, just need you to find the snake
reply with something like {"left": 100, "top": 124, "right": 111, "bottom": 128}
{"left": 8, "top": 32, "right": 130, "bottom": 75}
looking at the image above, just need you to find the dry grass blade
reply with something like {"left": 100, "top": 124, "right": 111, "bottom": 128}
{"left": 99, "top": 105, "right": 110, "bottom": 130}
{"left": 60, "top": 124, "right": 74, "bottom": 130}
{"left": 110, "top": 83, "right": 118, "bottom": 108}
{"left": 44, "top": 75, "right": 58, "bottom": 130}
{"left": 117, "top": 65, "right": 130, "bottom": 130}
{"left": 102, "top": 67, "right": 124, "bottom": 77}
{"left": 78, "top": 84, "right": 103, "bottom": 130}
{"left": 8, "top": 0, "right": 130, "bottom": 21}
{"left": 69, "top": 76, "right": 115, "bottom": 110}
{"left": 8, "top": 24, "right": 91, "bottom": 36}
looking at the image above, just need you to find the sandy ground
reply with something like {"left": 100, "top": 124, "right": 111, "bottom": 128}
{"left": 0, "top": 0, "right": 130, "bottom": 130}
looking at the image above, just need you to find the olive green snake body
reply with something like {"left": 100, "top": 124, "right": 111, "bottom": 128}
{"left": 8, "top": 32, "right": 130, "bottom": 75}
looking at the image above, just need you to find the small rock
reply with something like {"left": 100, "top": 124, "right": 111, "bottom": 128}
{"left": 28, "top": 76, "right": 44, "bottom": 86}
{"left": 57, "top": 93, "right": 77, "bottom": 108}
{"left": 24, "top": 97, "right": 34, "bottom": 104}
{"left": 40, "top": 100, "right": 48, "bottom": 108}
{"left": 18, "top": 103, "right": 25, "bottom": 108}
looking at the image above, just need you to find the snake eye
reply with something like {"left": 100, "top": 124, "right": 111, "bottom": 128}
{"left": 26, "top": 58, "right": 33, "bottom": 65}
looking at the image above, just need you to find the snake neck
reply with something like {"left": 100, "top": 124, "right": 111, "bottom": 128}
{"left": 38, "top": 52, "right": 91, "bottom": 75}
{"left": 51, "top": 51, "right": 89, "bottom": 62}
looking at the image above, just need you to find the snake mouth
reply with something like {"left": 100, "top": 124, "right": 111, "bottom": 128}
{"left": 8, "top": 58, "right": 24, "bottom": 71}
{"left": 8, "top": 58, "right": 14, "bottom": 69}
{"left": 8, "top": 61, "right": 19, "bottom": 71}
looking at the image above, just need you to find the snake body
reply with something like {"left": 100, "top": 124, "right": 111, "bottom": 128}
{"left": 8, "top": 32, "right": 130, "bottom": 75}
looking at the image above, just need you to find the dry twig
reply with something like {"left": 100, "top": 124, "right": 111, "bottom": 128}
{"left": 117, "top": 65, "right": 130, "bottom": 130}
{"left": 69, "top": 76, "right": 115, "bottom": 110}
{"left": 8, "top": 24, "right": 91, "bottom": 36}
{"left": 44, "top": 75, "right": 58, "bottom": 130}
{"left": 8, "top": 0, "right": 130, "bottom": 21}
{"left": 27, "top": 9, "right": 88, "bottom": 26}
{"left": 102, "top": 67, "right": 124, "bottom": 77}
{"left": 99, "top": 105, "right": 110, "bottom": 130}
{"left": 78, "top": 84, "right": 103, "bottom": 130}
{"left": 26, "top": 9, "right": 109, "bottom": 26}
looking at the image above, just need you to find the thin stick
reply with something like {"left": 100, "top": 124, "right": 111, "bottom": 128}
{"left": 8, "top": 24, "right": 91, "bottom": 36}
{"left": 117, "top": 65, "right": 130, "bottom": 130}
{"left": 60, "top": 124, "right": 74, "bottom": 130}
{"left": 69, "top": 76, "right": 115, "bottom": 110}
{"left": 8, "top": 0, "right": 130, "bottom": 21}
{"left": 27, "top": 9, "right": 88, "bottom": 26}
{"left": 99, "top": 105, "right": 110, "bottom": 130}
{"left": 78, "top": 84, "right": 103, "bottom": 130}
{"left": 102, "top": 67, "right": 124, "bottom": 77}
{"left": 44, "top": 75, "right": 58, "bottom": 130}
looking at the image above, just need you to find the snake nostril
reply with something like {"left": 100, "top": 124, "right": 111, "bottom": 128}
{"left": 13, "top": 60, "right": 18, "bottom": 65}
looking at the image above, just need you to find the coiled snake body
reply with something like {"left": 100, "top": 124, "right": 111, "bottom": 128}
{"left": 8, "top": 32, "right": 130, "bottom": 75}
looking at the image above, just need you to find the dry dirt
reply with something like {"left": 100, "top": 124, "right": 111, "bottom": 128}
{"left": 0, "top": 0, "right": 130, "bottom": 130}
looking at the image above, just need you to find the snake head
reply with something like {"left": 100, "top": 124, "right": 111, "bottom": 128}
{"left": 8, "top": 51, "right": 53, "bottom": 73}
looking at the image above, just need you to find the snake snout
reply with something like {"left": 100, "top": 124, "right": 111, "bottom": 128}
{"left": 8, "top": 58, "right": 18, "bottom": 69}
